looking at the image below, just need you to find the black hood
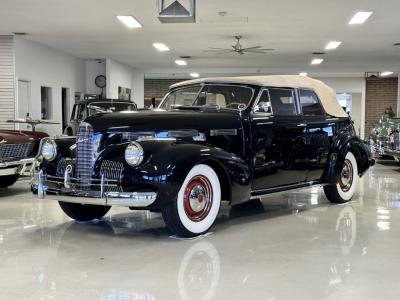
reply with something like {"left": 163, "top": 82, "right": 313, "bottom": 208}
{"left": 85, "top": 110, "right": 243, "bottom": 133}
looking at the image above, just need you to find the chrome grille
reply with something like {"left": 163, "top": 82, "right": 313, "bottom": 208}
{"left": 76, "top": 123, "right": 94, "bottom": 184}
{"left": 0, "top": 143, "right": 33, "bottom": 159}
{"left": 56, "top": 158, "right": 75, "bottom": 177}
{"left": 100, "top": 160, "right": 124, "bottom": 193}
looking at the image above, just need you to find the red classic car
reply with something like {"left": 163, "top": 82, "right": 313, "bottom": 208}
{"left": 0, "top": 130, "right": 48, "bottom": 188}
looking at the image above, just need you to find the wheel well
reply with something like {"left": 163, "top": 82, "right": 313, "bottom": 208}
{"left": 201, "top": 159, "right": 231, "bottom": 202}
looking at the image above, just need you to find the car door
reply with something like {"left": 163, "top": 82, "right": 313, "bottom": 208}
{"left": 298, "top": 88, "right": 335, "bottom": 182}
{"left": 251, "top": 88, "right": 308, "bottom": 191}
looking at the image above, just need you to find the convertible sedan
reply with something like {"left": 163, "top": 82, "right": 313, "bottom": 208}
{"left": 32, "top": 75, "right": 374, "bottom": 237}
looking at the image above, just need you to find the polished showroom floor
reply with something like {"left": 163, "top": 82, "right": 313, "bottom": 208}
{"left": 0, "top": 160, "right": 399, "bottom": 300}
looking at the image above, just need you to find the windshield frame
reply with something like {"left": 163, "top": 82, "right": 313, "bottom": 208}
{"left": 158, "top": 83, "right": 256, "bottom": 111}
{"left": 87, "top": 101, "right": 137, "bottom": 114}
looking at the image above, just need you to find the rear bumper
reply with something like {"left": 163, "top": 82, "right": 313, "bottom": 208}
{"left": 33, "top": 171, "right": 157, "bottom": 207}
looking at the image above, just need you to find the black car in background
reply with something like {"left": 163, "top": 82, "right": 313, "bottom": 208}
{"left": 33, "top": 75, "right": 374, "bottom": 237}
{"left": 63, "top": 99, "right": 137, "bottom": 136}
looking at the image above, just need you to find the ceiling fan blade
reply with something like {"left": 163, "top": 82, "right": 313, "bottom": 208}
{"left": 240, "top": 46, "right": 262, "bottom": 50}
{"left": 204, "top": 49, "right": 236, "bottom": 54}
{"left": 243, "top": 49, "right": 274, "bottom": 53}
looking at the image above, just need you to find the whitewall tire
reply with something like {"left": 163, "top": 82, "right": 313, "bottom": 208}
{"left": 161, "top": 164, "right": 221, "bottom": 237}
{"left": 324, "top": 152, "right": 358, "bottom": 203}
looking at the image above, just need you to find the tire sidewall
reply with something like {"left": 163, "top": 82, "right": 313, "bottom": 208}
{"left": 177, "top": 164, "right": 221, "bottom": 234}
{"left": 336, "top": 152, "right": 358, "bottom": 201}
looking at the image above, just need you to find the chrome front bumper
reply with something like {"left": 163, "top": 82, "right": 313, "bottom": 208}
{"left": 35, "top": 170, "right": 157, "bottom": 207}
{"left": 0, "top": 158, "right": 36, "bottom": 176}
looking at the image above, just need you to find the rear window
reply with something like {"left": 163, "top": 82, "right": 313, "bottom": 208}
{"left": 268, "top": 88, "right": 297, "bottom": 116}
{"left": 299, "top": 89, "right": 325, "bottom": 116}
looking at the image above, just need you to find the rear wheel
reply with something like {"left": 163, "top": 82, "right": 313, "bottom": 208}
{"left": 324, "top": 152, "right": 358, "bottom": 203}
{"left": 161, "top": 164, "right": 221, "bottom": 237}
{"left": 0, "top": 174, "right": 19, "bottom": 188}
{"left": 58, "top": 202, "right": 111, "bottom": 222}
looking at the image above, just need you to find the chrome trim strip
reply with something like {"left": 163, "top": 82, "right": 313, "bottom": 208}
{"left": 0, "top": 167, "right": 18, "bottom": 176}
{"left": 0, "top": 157, "right": 35, "bottom": 168}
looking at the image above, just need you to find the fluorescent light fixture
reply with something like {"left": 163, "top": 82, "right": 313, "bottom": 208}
{"left": 175, "top": 60, "right": 187, "bottom": 66}
{"left": 381, "top": 71, "right": 394, "bottom": 76}
{"left": 349, "top": 11, "right": 373, "bottom": 25}
{"left": 299, "top": 72, "right": 308, "bottom": 76}
{"left": 311, "top": 58, "right": 323, "bottom": 65}
{"left": 190, "top": 73, "right": 200, "bottom": 78}
{"left": 153, "top": 43, "right": 170, "bottom": 52}
{"left": 325, "top": 41, "right": 342, "bottom": 50}
{"left": 117, "top": 15, "right": 142, "bottom": 29}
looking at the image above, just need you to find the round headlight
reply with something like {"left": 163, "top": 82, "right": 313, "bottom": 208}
{"left": 41, "top": 140, "right": 57, "bottom": 161}
{"left": 125, "top": 142, "right": 144, "bottom": 166}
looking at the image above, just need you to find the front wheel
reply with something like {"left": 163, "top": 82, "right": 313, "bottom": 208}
{"left": 324, "top": 152, "right": 358, "bottom": 203}
{"left": 58, "top": 202, "right": 111, "bottom": 222}
{"left": 161, "top": 164, "right": 221, "bottom": 237}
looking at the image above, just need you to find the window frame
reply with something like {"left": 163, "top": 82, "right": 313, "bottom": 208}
{"left": 252, "top": 87, "right": 300, "bottom": 116}
{"left": 297, "top": 88, "right": 327, "bottom": 116}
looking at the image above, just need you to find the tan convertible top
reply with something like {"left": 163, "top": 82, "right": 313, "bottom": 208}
{"left": 170, "top": 75, "right": 347, "bottom": 118}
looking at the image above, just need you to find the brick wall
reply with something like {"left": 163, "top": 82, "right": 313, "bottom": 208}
{"left": 144, "top": 79, "right": 184, "bottom": 99}
{"left": 365, "top": 77, "right": 398, "bottom": 135}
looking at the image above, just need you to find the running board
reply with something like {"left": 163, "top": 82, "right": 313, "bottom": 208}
{"left": 250, "top": 181, "right": 322, "bottom": 199}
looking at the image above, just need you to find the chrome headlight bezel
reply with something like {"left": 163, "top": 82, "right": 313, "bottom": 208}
{"left": 124, "top": 142, "right": 144, "bottom": 167}
{"left": 41, "top": 139, "right": 57, "bottom": 161}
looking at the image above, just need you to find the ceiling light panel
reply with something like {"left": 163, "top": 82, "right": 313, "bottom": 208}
{"left": 299, "top": 72, "right": 308, "bottom": 76}
{"left": 153, "top": 43, "right": 170, "bottom": 52}
{"left": 311, "top": 58, "right": 323, "bottom": 65}
{"left": 175, "top": 60, "right": 187, "bottom": 66}
{"left": 381, "top": 71, "right": 394, "bottom": 76}
{"left": 349, "top": 11, "right": 373, "bottom": 25}
{"left": 190, "top": 73, "right": 200, "bottom": 78}
{"left": 117, "top": 15, "right": 142, "bottom": 29}
{"left": 325, "top": 41, "right": 342, "bottom": 50}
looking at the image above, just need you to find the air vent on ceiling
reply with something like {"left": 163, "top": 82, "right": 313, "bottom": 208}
{"left": 157, "top": 0, "right": 196, "bottom": 23}
{"left": 12, "top": 32, "right": 28, "bottom": 36}
{"left": 312, "top": 52, "right": 325, "bottom": 55}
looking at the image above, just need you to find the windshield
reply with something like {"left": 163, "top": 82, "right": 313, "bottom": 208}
{"left": 87, "top": 102, "right": 136, "bottom": 116}
{"left": 158, "top": 84, "right": 254, "bottom": 110}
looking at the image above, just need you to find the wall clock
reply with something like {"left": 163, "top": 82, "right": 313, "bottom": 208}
{"left": 95, "top": 75, "right": 106, "bottom": 88}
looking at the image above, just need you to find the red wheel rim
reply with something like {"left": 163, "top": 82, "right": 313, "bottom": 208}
{"left": 339, "top": 159, "right": 353, "bottom": 192}
{"left": 183, "top": 175, "right": 213, "bottom": 222}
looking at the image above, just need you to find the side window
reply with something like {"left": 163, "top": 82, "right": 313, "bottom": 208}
{"left": 268, "top": 88, "right": 297, "bottom": 116}
{"left": 71, "top": 104, "right": 77, "bottom": 120}
{"left": 254, "top": 90, "right": 272, "bottom": 113}
{"left": 299, "top": 89, "right": 325, "bottom": 116}
{"left": 77, "top": 104, "right": 87, "bottom": 120}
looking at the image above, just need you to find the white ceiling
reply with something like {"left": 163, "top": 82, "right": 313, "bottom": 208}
{"left": 1, "top": 0, "right": 400, "bottom": 73}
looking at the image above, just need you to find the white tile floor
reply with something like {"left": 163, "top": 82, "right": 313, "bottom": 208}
{"left": 0, "top": 160, "right": 399, "bottom": 299}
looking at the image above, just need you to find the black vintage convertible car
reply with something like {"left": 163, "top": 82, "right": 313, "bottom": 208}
{"left": 32, "top": 75, "right": 374, "bottom": 237}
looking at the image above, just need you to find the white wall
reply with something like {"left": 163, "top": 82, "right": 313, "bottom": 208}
{"left": 106, "top": 58, "right": 144, "bottom": 107}
{"left": 14, "top": 37, "right": 85, "bottom": 136}
{"left": 86, "top": 60, "right": 106, "bottom": 96}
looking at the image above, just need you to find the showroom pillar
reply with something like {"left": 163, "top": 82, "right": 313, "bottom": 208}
{"left": 0, "top": 35, "right": 15, "bottom": 129}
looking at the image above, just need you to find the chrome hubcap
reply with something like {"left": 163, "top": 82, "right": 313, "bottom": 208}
{"left": 339, "top": 159, "right": 353, "bottom": 193}
{"left": 183, "top": 175, "right": 213, "bottom": 222}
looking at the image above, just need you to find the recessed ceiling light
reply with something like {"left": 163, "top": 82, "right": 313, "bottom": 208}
{"left": 116, "top": 15, "right": 142, "bottom": 29}
{"left": 175, "top": 60, "right": 187, "bottom": 66}
{"left": 349, "top": 11, "right": 373, "bottom": 25}
{"left": 190, "top": 73, "right": 200, "bottom": 78}
{"left": 311, "top": 58, "right": 324, "bottom": 65}
{"left": 299, "top": 72, "right": 308, "bottom": 76}
{"left": 381, "top": 71, "right": 394, "bottom": 76}
{"left": 153, "top": 43, "right": 170, "bottom": 52}
{"left": 325, "top": 41, "right": 342, "bottom": 50}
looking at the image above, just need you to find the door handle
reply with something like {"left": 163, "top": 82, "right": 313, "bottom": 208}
{"left": 297, "top": 123, "right": 307, "bottom": 127}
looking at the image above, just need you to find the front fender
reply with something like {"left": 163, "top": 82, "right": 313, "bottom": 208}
{"left": 98, "top": 141, "right": 251, "bottom": 207}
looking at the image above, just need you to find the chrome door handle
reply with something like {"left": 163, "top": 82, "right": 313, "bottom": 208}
{"left": 297, "top": 123, "right": 307, "bottom": 127}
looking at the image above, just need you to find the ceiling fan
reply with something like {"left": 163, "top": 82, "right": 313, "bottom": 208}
{"left": 205, "top": 35, "right": 274, "bottom": 55}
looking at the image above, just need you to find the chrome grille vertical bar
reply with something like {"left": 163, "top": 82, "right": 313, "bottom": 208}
{"left": 76, "top": 122, "right": 94, "bottom": 186}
